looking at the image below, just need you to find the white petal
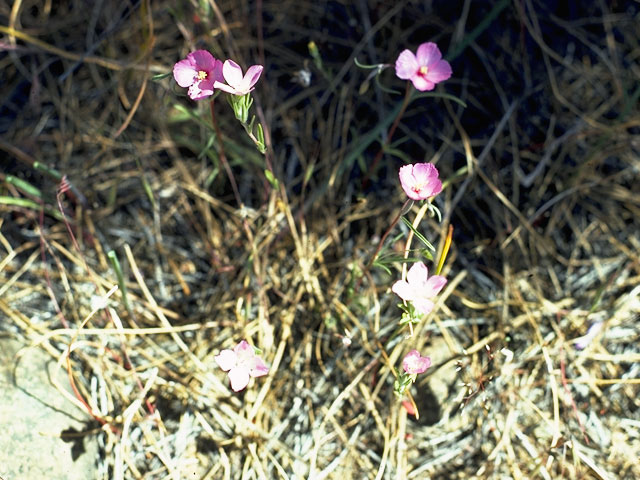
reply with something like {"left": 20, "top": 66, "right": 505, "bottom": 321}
{"left": 229, "top": 366, "right": 251, "bottom": 392}
{"left": 214, "top": 349, "right": 237, "bottom": 372}
{"left": 406, "top": 262, "right": 429, "bottom": 286}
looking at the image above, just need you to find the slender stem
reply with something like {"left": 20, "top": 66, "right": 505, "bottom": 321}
{"left": 241, "top": 122, "right": 264, "bottom": 151}
{"left": 362, "top": 82, "right": 413, "bottom": 188}
{"left": 107, "top": 250, "right": 131, "bottom": 314}
{"left": 401, "top": 199, "right": 431, "bottom": 280}
{"left": 386, "top": 82, "right": 413, "bottom": 152}
{"left": 210, "top": 98, "right": 243, "bottom": 208}
{"left": 366, "top": 199, "right": 411, "bottom": 269}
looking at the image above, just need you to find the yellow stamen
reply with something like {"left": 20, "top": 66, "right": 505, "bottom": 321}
{"left": 419, "top": 66, "right": 428, "bottom": 76}
{"left": 197, "top": 70, "right": 207, "bottom": 80}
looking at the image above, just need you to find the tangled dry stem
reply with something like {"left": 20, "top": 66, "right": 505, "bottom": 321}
{"left": 1, "top": 0, "right": 639, "bottom": 478}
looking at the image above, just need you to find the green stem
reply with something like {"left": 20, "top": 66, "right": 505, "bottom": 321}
{"left": 107, "top": 250, "right": 131, "bottom": 314}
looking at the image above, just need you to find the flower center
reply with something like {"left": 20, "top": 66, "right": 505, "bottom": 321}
{"left": 197, "top": 70, "right": 208, "bottom": 80}
{"left": 418, "top": 66, "right": 429, "bottom": 77}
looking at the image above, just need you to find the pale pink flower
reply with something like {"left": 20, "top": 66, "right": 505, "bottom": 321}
{"left": 392, "top": 262, "right": 447, "bottom": 315}
{"left": 173, "top": 50, "right": 224, "bottom": 100}
{"left": 214, "top": 60, "right": 263, "bottom": 96}
{"left": 399, "top": 163, "right": 442, "bottom": 200}
{"left": 574, "top": 321, "right": 603, "bottom": 350}
{"left": 395, "top": 42, "right": 452, "bottom": 91}
{"left": 214, "top": 340, "right": 269, "bottom": 392}
{"left": 402, "top": 350, "right": 432, "bottom": 374}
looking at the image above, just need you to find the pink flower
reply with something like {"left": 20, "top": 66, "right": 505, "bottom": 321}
{"left": 173, "top": 50, "right": 224, "bottom": 100}
{"left": 574, "top": 321, "right": 603, "bottom": 350}
{"left": 392, "top": 262, "right": 447, "bottom": 315}
{"left": 214, "top": 340, "right": 269, "bottom": 392}
{"left": 395, "top": 42, "right": 452, "bottom": 91}
{"left": 213, "top": 60, "right": 263, "bottom": 96}
{"left": 402, "top": 350, "right": 432, "bottom": 374}
{"left": 399, "top": 163, "right": 442, "bottom": 200}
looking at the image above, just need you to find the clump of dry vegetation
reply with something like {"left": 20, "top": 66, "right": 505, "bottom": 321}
{"left": 1, "top": 0, "right": 639, "bottom": 478}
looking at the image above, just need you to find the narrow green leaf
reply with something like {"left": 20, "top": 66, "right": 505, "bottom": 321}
{"left": 108, "top": 250, "right": 131, "bottom": 313}
{"left": 151, "top": 72, "right": 172, "bottom": 81}
{"left": 304, "top": 164, "right": 315, "bottom": 184}
{"left": 264, "top": 169, "right": 279, "bottom": 189}
{"left": 354, "top": 57, "right": 380, "bottom": 69}
{"left": 5, "top": 175, "right": 42, "bottom": 198}
{"left": 135, "top": 158, "right": 156, "bottom": 208}
{"left": 401, "top": 216, "right": 435, "bottom": 251}
{"left": 33, "top": 161, "right": 62, "bottom": 180}
{"left": 413, "top": 91, "right": 467, "bottom": 107}
{"left": 372, "top": 259, "right": 392, "bottom": 275}
{"left": 0, "top": 195, "right": 63, "bottom": 220}
{"left": 257, "top": 123, "right": 265, "bottom": 144}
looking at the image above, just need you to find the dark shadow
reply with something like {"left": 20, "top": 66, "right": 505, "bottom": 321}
{"left": 60, "top": 422, "right": 101, "bottom": 461}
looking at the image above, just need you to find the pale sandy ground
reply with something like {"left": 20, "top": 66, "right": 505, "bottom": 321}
{"left": 0, "top": 337, "right": 98, "bottom": 479}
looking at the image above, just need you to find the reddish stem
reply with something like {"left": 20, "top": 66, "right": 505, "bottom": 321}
{"left": 367, "top": 199, "right": 411, "bottom": 270}
{"left": 210, "top": 98, "right": 243, "bottom": 207}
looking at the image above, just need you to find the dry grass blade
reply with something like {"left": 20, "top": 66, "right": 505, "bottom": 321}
{"left": 1, "top": 0, "right": 639, "bottom": 479}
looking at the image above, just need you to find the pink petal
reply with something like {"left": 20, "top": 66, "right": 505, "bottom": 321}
{"left": 214, "top": 349, "right": 237, "bottom": 372}
{"left": 234, "top": 340, "right": 256, "bottom": 367}
{"left": 402, "top": 188, "right": 424, "bottom": 201}
{"left": 399, "top": 165, "right": 427, "bottom": 200}
{"left": 424, "top": 275, "right": 447, "bottom": 297}
{"left": 395, "top": 50, "right": 418, "bottom": 80}
{"left": 427, "top": 59, "right": 452, "bottom": 84}
{"left": 399, "top": 163, "right": 442, "bottom": 198}
{"left": 574, "top": 322, "right": 603, "bottom": 350}
{"left": 212, "top": 59, "right": 225, "bottom": 83}
{"left": 173, "top": 59, "right": 197, "bottom": 87}
{"left": 398, "top": 164, "right": 416, "bottom": 191}
{"left": 425, "top": 177, "right": 443, "bottom": 196}
{"left": 213, "top": 81, "right": 237, "bottom": 94}
{"left": 412, "top": 163, "right": 438, "bottom": 182}
{"left": 402, "top": 350, "right": 420, "bottom": 369}
{"left": 406, "top": 262, "right": 429, "bottom": 286}
{"left": 416, "top": 178, "right": 442, "bottom": 197}
{"left": 413, "top": 163, "right": 442, "bottom": 196}
{"left": 410, "top": 76, "right": 435, "bottom": 92}
{"left": 251, "top": 357, "right": 269, "bottom": 377}
{"left": 189, "top": 50, "right": 215, "bottom": 71}
{"left": 188, "top": 83, "right": 213, "bottom": 100}
{"left": 403, "top": 350, "right": 431, "bottom": 374}
{"left": 234, "top": 340, "right": 253, "bottom": 355}
{"left": 223, "top": 60, "right": 244, "bottom": 88}
{"left": 412, "top": 298, "right": 435, "bottom": 315}
{"left": 244, "top": 65, "right": 264, "bottom": 89}
{"left": 392, "top": 280, "right": 417, "bottom": 302}
{"left": 228, "top": 366, "right": 251, "bottom": 392}
{"left": 198, "top": 77, "right": 215, "bottom": 94}
{"left": 415, "top": 43, "right": 441, "bottom": 68}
